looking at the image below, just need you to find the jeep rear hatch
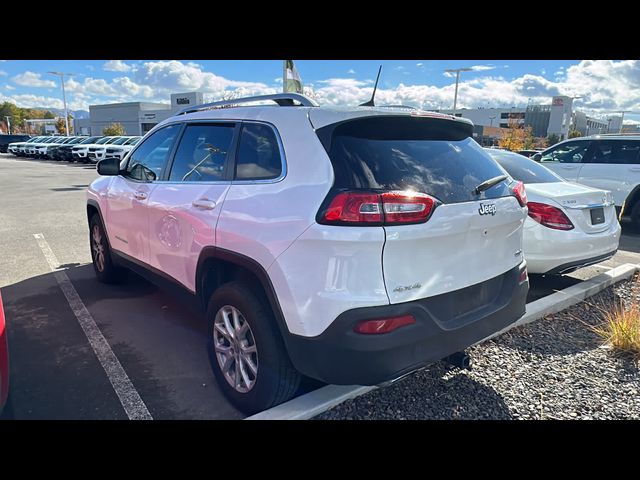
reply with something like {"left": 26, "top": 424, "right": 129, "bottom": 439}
{"left": 315, "top": 114, "right": 526, "bottom": 305}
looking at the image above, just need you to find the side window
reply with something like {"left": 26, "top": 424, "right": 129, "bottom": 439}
{"left": 540, "top": 141, "right": 590, "bottom": 163}
{"left": 590, "top": 141, "right": 640, "bottom": 164}
{"left": 235, "top": 123, "right": 283, "bottom": 180}
{"left": 169, "top": 124, "right": 235, "bottom": 182}
{"left": 125, "top": 124, "right": 180, "bottom": 182}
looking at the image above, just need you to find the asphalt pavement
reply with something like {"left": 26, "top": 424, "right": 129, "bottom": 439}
{"left": 1, "top": 153, "right": 638, "bottom": 419}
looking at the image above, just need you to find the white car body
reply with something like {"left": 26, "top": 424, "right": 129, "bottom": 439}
{"left": 487, "top": 149, "right": 621, "bottom": 274}
{"left": 536, "top": 135, "right": 640, "bottom": 226}
{"left": 104, "top": 137, "right": 142, "bottom": 160}
{"left": 25, "top": 137, "right": 58, "bottom": 155}
{"left": 73, "top": 136, "right": 118, "bottom": 161}
{"left": 88, "top": 136, "right": 139, "bottom": 163}
{"left": 9, "top": 137, "right": 42, "bottom": 155}
{"left": 87, "top": 94, "right": 529, "bottom": 412}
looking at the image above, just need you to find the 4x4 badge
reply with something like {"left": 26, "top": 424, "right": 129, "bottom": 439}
{"left": 478, "top": 203, "right": 497, "bottom": 216}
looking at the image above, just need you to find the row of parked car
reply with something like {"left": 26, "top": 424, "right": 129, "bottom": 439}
{"left": 5, "top": 135, "right": 141, "bottom": 163}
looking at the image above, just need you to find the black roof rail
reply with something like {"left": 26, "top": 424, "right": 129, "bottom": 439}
{"left": 176, "top": 93, "right": 319, "bottom": 115}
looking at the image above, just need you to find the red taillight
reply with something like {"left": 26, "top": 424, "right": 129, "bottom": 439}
{"left": 353, "top": 315, "right": 416, "bottom": 334}
{"left": 527, "top": 202, "right": 574, "bottom": 230}
{"left": 320, "top": 191, "right": 437, "bottom": 226}
{"left": 512, "top": 181, "right": 527, "bottom": 207}
{"left": 323, "top": 192, "right": 382, "bottom": 224}
{"left": 519, "top": 267, "right": 528, "bottom": 284}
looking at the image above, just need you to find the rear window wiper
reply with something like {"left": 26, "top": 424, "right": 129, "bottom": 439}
{"left": 473, "top": 175, "right": 508, "bottom": 195}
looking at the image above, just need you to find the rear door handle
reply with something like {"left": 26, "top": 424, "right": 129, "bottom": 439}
{"left": 561, "top": 165, "right": 577, "bottom": 169}
{"left": 630, "top": 167, "right": 640, "bottom": 172}
{"left": 134, "top": 191, "right": 148, "bottom": 200}
{"left": 192, "top": 198, "right": 217, "bottom": 210}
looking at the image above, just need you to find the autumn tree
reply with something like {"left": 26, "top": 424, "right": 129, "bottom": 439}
{"left": 498, "top": 118, "right": 534, "bottom": 152}
{"left": 55, "top": 117, "right": 66, "bottom": 134}
{"left": 103, "top": 123, "right": 125, "bottom": 136}
{"left": 568, "top": 129, "right": 582, "bottom": 138}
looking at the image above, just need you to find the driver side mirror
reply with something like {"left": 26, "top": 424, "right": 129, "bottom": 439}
{"left": 97, "top": 158, "right": 120, "bottom": 176}
{"left": 532, "top": 153, "right": 542, "bottom": 162}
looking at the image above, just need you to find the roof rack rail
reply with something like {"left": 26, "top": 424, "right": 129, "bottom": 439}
{"left": 594, "top": 132, "right": 639, "bottom": 136}
{"left": 374, "top": 105, "right": 418, "bottom": 110}
{"left": 176, "top": 93, "right": 319, "bottom": 115}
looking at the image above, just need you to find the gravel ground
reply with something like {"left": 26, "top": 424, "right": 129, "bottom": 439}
{"left": 316, "top": 275, "right": 640, "bottom": 420}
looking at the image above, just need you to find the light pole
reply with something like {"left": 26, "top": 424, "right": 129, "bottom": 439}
{"left": 489, "top": 115, "right": 496, "bottom": 127}
{"left": 444, "top": 67, "right": 472, "bottom": 115}
{"left": 48, "top": 71, "right": 73, "bottom": 136}
{"left": 4, "top": 116, "right": 10, "bottom": 134}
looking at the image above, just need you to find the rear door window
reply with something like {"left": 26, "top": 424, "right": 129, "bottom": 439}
{"left": 317, "top": 116, "right": 512, "bottom": 203}
{"left": 588, "top": 140, "right": 640, "bottom": 164}
{"left": 168, "top": 123, "right": 235, "bottom": 182}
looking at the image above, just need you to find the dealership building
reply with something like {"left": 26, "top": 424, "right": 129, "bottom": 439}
{"left": 436, "top": 96, "right": 623, "bottom": 142}
{"left": 74, "top": 92, "right": 204, "bottom": 136}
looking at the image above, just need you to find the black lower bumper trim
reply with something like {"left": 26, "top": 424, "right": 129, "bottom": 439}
{"left": 285, "top": 263, "right": 528, "bottom": 385}
{"left": 544, "top": 250, "right": 617, "bottom": 275}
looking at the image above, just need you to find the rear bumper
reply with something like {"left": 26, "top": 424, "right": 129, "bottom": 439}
{"left": 285, "top": 262, "right": 528, "bottom": 385}
{"left": 544, "top": 250, "right": 617, "bottom": 275}
{"left": 524, "top": 219, "right": 621, "bottom": 274}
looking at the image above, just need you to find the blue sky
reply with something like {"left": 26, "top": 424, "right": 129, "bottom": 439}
{"left": 1, "top": 60, "right": 639, "bottom": 123}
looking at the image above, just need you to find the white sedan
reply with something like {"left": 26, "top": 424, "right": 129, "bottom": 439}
{"left": 486, "top": 149, "right": 621, "bottom": 275}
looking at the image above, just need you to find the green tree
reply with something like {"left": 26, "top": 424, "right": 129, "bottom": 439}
{"left": 103, "top": 123, "right": 125, "bottom": 136}
{"left": 547, "top": 133, "right": 560, "bottom": 147}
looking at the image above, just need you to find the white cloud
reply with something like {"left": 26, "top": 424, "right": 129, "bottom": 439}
{"left": 470, "top": 65, "right": 496, "bottom": 72}
{"left": 347, "top": 69, "right": 356, "bottom": 74}
{"left": 307, "top": 61, "right": 640, "bottom": 114}
{"left": 5, "top": 85, "right": 15, "bottom": 90}
{"left": 12, "top": 71, "right": 57, "bottom": 88}
{"left": 416, "top": 63, "right": 423, "bottom": 67}
{"left": 4, "top": 60, "right": 640, "bottom": 118}
{"left": 103, "top": 60, "right": 132, "bottom": 72}
{"left": 0, "top": 70, "right": 6, "bottom": 76}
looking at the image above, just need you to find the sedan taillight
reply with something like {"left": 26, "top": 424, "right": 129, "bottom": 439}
{"left": 512, "top": 181, "right": 528, "bottom": 207}
{"left": 319, "top": 190, "right": 438, "bottom": 226}
{"left": 527, "top": 202, "right": 574, "bottom": 230}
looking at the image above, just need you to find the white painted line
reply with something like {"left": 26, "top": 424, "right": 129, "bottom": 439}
{"left": 33, "top": 233, "right": 153, "bottom": 420}
{"left": 248, "top": 263, "right": 639, "bottom": 421}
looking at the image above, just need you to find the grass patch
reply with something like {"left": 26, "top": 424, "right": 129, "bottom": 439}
{"left": 592, "top": 275, "right": 640, "bottom": 358}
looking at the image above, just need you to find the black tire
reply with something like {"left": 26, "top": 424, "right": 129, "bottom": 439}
{"left": 89, "top": 214, "right": 126, "bottom": 284}
{"left": 206, "top": 281, "right": 301, "bottom": 415}
{"left": 631, "top": 201, "right": 640, "bottom": 230}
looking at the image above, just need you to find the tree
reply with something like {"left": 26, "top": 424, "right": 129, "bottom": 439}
{"left": 498, "top": 119, "right": 534, "bottom": 152}
{"left": 568, "top": 130, "right": 582, "bottom": 138}
{"left": 55, "top": 117, "right": 66, "bottom": 135}
{"left": 103, "top": 123, "right": 125, "bottom": 136}
{"left": 546, "top": 133, "right": 560, "bottom": 147}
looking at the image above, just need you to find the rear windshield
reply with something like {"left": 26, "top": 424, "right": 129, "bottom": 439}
{"left": 317, "top": 116, "right": 512, "bottom": 203}
{"left": 486, "top": 149, "right": 563, "bottom": 184}
{"left": 111, "top": 137, "right": 131, "bottom": 145}
{"left": 80, "top": 136, "right": 102, "bottom": 144}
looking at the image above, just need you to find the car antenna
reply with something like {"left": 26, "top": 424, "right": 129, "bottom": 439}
{"left": 359, "top": 65, "right": 382, "bottom": 107}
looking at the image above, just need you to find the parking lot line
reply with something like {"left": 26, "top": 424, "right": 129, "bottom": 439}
{"left": 33, "top": 233, "right": 153, "bottom": 421}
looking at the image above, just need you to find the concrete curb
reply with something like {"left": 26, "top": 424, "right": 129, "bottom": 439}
{"left": 246, "top": 263, "right": 639, "bottom": 421}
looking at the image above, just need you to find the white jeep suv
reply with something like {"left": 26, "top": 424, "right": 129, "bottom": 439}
{"left": 86, "top": 93, "right": 529, "bottom": 414}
